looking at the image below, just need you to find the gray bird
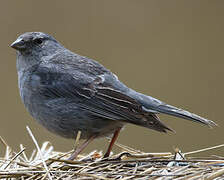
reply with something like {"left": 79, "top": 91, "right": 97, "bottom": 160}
{"left": 11, "top": 32, "right": 216, "bottom": 159}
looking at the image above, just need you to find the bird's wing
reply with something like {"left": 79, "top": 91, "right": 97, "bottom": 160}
{"left": 31, "top": 65, "right": 173, "bottom": 133}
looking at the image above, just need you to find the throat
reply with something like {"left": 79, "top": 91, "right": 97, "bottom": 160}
{"left": 16, "top": 53, "right": 41, "bottom": 73}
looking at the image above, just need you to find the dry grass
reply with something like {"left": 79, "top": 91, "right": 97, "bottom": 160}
{"left": 0, "top": 126, "right": 224, "bottom": 180}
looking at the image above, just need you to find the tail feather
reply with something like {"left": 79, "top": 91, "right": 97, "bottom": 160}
{"left": 155, "top": 104, "right": 217, "bottom": 127}
{"left": 130, "top": 91, "right": 217, "bottom": 127}
{"left": 131, "top": 113, "right": 175, "bottom": 133}
{"left": 149, "top": 113, "right": 175, "bottom": 133}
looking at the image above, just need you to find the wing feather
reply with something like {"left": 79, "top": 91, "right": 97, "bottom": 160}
{"left": 32, "top": 65, "right": 173, "bottom": 133}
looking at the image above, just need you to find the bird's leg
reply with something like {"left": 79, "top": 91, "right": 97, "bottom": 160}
{"left": 103, "top": 128, "right": 121, "bottom": 158}
{"left": 68, "top": 135, "right": 96, "bottom": 160}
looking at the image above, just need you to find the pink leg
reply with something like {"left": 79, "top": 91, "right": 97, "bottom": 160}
{"left": 68, "top": 135, "right": 96, "bottom": 160}
{"left": 104, "top": 128, "right": 121, "bottom": 158}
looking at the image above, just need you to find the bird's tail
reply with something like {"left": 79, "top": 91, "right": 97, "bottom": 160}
{"left": 130, "top": 91, "right": 217, "bottom": 127}
{"left": 151, "top": 103, "right": 217, "bottom": 127}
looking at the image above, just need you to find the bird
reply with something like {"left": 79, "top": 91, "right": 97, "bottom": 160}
{"left": 11, "top": 32, "right": 216, "bottom": 160}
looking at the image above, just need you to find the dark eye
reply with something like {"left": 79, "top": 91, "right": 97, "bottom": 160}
{"left": 34, "top": 38, "right": 43, "bottom": 45}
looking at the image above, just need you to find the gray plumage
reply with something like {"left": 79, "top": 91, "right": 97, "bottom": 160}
{"left": 11, "top": 32, "right": 216, "bottom": 141}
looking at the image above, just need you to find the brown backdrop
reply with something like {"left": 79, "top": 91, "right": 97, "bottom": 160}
{"left": 0, "top": 0, "right": 223, "bottom": 156}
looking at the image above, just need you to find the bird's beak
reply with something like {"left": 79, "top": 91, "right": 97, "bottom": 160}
{"left": 10, "top": 38, "right": 25, "bottom": 50}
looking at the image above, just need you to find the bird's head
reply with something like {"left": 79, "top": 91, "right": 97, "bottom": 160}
{"left": 11, "top": 32, "right": 63, "bottom": 57}
{"left": 11, "top": 32, "right": 65, "bottom": 71}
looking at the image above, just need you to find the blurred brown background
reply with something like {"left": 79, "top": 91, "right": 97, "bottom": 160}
{"left": 0, "top": 0, "right": 223, "bottom": 156}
